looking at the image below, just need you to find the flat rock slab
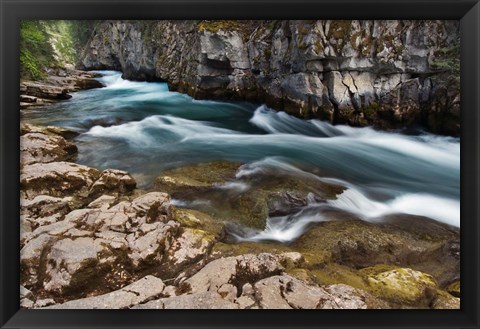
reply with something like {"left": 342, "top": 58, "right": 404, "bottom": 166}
{"left": 44, "top": 275, "right": 165, "bottom": 309}
{"left": 21, "top": 132, "right": 78, "bottom": 165}
{"left": 20, "top": 162, "right": 100, "bottom": 199}
{"left": 184, "top": 253, "right": 283, "bottom": 294}
{"left": 132, "top": 291, "right": 239, "bottom": 309}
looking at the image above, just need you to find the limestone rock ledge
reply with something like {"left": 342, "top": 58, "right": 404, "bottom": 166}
{"left": 78, "top": 20, "right": 460, "bottom": 135}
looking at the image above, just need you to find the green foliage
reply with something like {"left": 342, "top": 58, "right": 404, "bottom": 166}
{"left": 70, "top": 20, "right": 98, "bottom": 51}
{"left": 20, "top": 20, "right": 98, "bottom": 80}
{"left": 432, "top": 40, "right": 460, "bottom": 81}
{"left": 197, "top": 20, "right": 244, "bottom": 33}
{"left": 20, "top": 20, "right": 55, "bottom": 80}
{"left": 44, "top": 20, "right": 76, "bottom": 65}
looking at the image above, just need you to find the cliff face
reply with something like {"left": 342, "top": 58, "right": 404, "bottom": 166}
{"left": 78, "top": 20, "right": 460, "bottom": 135}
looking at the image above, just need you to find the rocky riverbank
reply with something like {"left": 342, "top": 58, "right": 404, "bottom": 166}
{"left": 19, "top": 122, "right": 460, "bottom": 309}
{"left": 20, "top": 68, "right": 104, "bottom": 110}
{"left": 78, "top": 20, "right": 460, "bottom": 135}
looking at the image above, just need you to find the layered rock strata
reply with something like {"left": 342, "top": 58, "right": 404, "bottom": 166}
{"left": 79, "top": 20, "right": 460, "bottom": 135}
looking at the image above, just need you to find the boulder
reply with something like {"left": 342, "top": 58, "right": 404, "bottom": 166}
{"left": 367, "top": 268, "right": 438, "bottom": 305}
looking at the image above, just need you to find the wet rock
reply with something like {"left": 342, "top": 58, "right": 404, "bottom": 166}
{"left": 292, "top": 217, "right": 459, "bottom": 285}
{"left": 366, "top": 268, "right": 437, "bottom": 305}
{"left": 74, "top": 78, "right": 104, "bottom": 90}
{"left": 154, "top": 161, "right": 239, "bottom": 196}
{"left": 44, "top": 275, "right": 164, "bottom": 309}
{"left": 132, "top": 291, "right": 239, "bottom": 309}
{"left": 42, "top": 126, "right": 80, "bottom": 140}
{"left": 267, "top": 191, "right": 309, "bottom": 216}
{"left": 20, "top": 132, "right": 78, "bottom": 165}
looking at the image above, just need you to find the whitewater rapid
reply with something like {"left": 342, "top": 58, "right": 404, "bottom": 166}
{"left": 21, "top": 71, "right": 460, "bottom": 242}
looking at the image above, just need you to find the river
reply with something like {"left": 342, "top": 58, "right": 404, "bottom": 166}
{"left": 21, "top": 71, "right": 460, "bottom": 242}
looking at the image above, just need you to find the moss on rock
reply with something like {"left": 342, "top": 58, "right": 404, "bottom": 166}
{"left": 366, "top": 268, "right": 437, "bottom": 306}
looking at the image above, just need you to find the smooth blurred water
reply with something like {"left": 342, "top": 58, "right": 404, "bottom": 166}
{"left": 22, "top": 71, "right": 460, "bottom": 240}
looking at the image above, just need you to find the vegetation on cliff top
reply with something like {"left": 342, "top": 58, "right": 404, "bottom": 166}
{"left": 20, "top": 20, "right": 97, "bottom": 80}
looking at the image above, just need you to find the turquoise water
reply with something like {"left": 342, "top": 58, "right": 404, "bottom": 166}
{"left": 22, "top": 71, "right": 460, "bottom": 240}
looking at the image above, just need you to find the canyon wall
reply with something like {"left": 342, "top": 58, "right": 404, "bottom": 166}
{"left": 78, "top": 20, "right": 460, "bottom": 135}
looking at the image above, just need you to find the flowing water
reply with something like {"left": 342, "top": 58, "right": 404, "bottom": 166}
{"left": 22, "top": 71, "right": 460, "bottom": 242}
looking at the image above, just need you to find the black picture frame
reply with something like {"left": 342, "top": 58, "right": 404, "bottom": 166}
{"left": 1, "top": 0, "right": 479, "bottom": 328}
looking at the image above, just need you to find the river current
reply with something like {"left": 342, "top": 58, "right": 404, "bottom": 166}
{"left": 22, "top": 71, "right": 460, "bottom": 242}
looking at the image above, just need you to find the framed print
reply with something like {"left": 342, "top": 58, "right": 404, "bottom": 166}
{"left": 1, "top": 0, "right": 479, "bottom": 328}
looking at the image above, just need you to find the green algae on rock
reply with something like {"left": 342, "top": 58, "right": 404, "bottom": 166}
{"left": 366, "top": 268, "right": 437, "bottom": 306}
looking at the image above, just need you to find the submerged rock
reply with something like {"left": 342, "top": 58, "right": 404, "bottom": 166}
{"left": 155, "top": 160, "right": 342, "bottom": 230}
